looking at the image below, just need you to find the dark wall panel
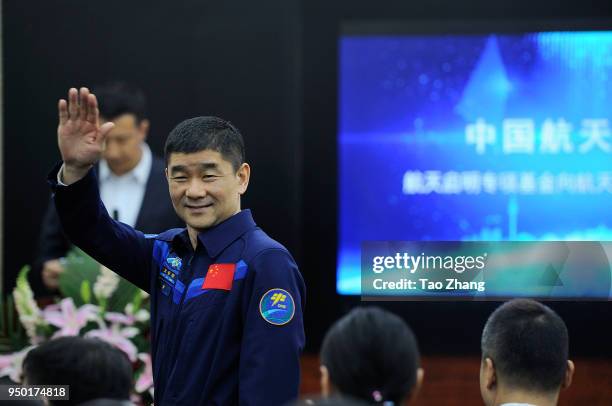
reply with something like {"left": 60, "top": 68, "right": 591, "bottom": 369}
{"left": 3, "top": 0, "right": 302, "bottom": 291}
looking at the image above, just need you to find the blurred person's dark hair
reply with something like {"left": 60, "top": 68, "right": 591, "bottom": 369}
{"left": 480, "top": 299, "right": 574, "bottom": 406}
{"left": 93, "top": 82, "right": 147, "bottom": 123}
{"left": 288, "top": 395, "right": 371, "bottom": 406}
{"left": 22, "top": 336, "right": 133, "bottom": 406}
{"left": 164, "top": 116, "right": 245, "bottom": 172}
{"left": 320, "top": 306, "right": 422, "bottom": 405}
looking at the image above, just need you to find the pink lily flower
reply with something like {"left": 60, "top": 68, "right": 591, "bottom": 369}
{"left": 0, "top": 346, "right": 35, "bottom": 383}
{"left": 42, "top": 298, "right": 99, "bottom": 338}
{"left": 85, "top": 321, "right": 138, "bottom": 362}
{"left": 135, "top": 352, "right": 154, "bottom": 393}
{"left": 105, "top": 312, "right": 134, "bottom": 326}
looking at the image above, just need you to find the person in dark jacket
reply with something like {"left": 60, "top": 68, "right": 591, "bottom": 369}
{"left": 31, "top": 82, "right": 182, "bottom": 297}
{"left": 48, "top": 87, "right": 305, "bottom": 405}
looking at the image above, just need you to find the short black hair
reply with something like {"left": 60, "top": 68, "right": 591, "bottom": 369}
{"left": 164, "top": 116, "right": 245, "bottom": 171}
{"left": 94, "top": 81, "right": 147, "bottom": 122}
{"left": 320, "top": 307, "right": 420, "bottom": 405}
{"left": 481, "top": 299, "right": 569, "bottom": 393}
{"left": 290, "top": 396, "right": 372, "bottom": 406}
{"left": 22, "top": 336, "right": 132, "bottom": 405}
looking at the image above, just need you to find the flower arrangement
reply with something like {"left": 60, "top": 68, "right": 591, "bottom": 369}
{"left": 0, "top": 247, "right": 153, "bottom": 403}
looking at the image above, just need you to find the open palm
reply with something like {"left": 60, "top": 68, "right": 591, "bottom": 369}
{"left": 58, "top": 87, "right": 114, "bottom": 168}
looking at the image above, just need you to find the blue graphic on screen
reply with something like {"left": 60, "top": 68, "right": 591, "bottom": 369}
{"left": 338, "top": 31, "right": 612, "bottom": 295}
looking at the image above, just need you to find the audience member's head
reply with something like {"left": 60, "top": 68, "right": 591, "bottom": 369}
{"left": 289, "top": 396, "right": 371, "bottom": 406}
{"left": 320, "top": 307, "right": 423, "bottom": 405}
{"left": 93, "top": 82, "right": 149, "bottom": 175}
{"left": 480, "top": 299, "right": 574, "bottom": 406}
{"left": 22, "top": 337, "right": 133, "bottom": 406}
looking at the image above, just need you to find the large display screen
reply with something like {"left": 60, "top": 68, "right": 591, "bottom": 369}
{"left": 338, "top": 26, "right": 612, "bottom": 295}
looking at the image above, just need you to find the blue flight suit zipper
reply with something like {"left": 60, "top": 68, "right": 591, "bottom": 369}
{"left": 160, "top": 248, "right": 196, "bottom": 402}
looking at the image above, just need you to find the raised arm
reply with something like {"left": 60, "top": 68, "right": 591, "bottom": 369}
{"left": 50, "top": 87, "right": 154, "bottom": 291}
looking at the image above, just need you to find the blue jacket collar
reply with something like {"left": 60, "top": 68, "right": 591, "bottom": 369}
{"left": 155, "top": 209, "right": 257, "bottom": 258}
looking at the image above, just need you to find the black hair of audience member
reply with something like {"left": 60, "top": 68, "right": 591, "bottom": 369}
{"left": 22, "top": 336, "right": 132, "bottom": 406}
{"left": 320, "top": 306, "right": 421, "bottom": 405}
{"left": 481, "top": 298, "right": 571, "bottom": 393}
{"left": 288, "top": 395, "right": 372, "bottom": 406}
{"left": 94, "top": 82, "right": 147, "bottom": 122}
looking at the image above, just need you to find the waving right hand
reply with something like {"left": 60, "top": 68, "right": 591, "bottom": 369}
{"left": 57, "top": 87, "right": 114, "bottom": 182}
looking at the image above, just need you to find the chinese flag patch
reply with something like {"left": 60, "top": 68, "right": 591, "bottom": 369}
{"left": 202, "top": 263, "right": 236, "bottom": 290}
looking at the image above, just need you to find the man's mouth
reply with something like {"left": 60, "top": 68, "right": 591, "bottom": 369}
{"left": 185, "top": 202, "right": 213, "bottom": 210}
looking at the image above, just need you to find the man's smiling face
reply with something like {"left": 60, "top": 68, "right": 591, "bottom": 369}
{"left": 166, "top": 149, "right": 249, "bottom": 232}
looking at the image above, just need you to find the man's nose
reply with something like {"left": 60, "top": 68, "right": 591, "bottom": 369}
{"left": 185, "top": 179, "right": 207, "bottom": 199}
{"left": 103, "top": 141, "right": 120, "bottom": 160}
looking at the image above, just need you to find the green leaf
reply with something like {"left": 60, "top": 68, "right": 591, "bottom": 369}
{"left": 7, "top": 295, "right": 14, "bottom": 334}
{"left": 58, "top": 247, "right": 142, "bottom": 312}
{"left": 80, "top": 280, "right": 92, "bottom": 303}
{"left": 58, "top": 247, "right": 101, "bottom": 306}
{"left": 106, "top": 278, "right": 140, "bottom": 313}
{"left": 0, "top": 288, "right": 28, "bottom": 353}
{"left": 132, "top": 289, "right": 144, "bottom": 310}
{"left": 14, "top": 266, "right": 32, "bottom": 300}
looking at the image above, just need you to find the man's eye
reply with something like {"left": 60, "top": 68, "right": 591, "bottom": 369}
{"left": 173, "top": 177, "right": 187, "bottom": 182}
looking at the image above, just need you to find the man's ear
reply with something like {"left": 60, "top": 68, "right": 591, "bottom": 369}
{"left": 484, "top": 357, "right": 497, "bottom": 390}
{"left": 561, "top": 360, "right": 575, "bottom": 390}
{"left": 320, "top": 365, "right": 331, "bottom": 397}
{"left": 236, "top": 163, "right": 251, "bottom": 194}
{"left": 138, "top": 119, "right": 150, "bottom": 140}
{"left": 165, "top": 167, "right": 169, "bottom": 181}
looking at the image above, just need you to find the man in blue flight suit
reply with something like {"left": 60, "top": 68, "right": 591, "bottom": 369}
{"left": 48, "top": 87, "right": 306, "bottom": 405}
